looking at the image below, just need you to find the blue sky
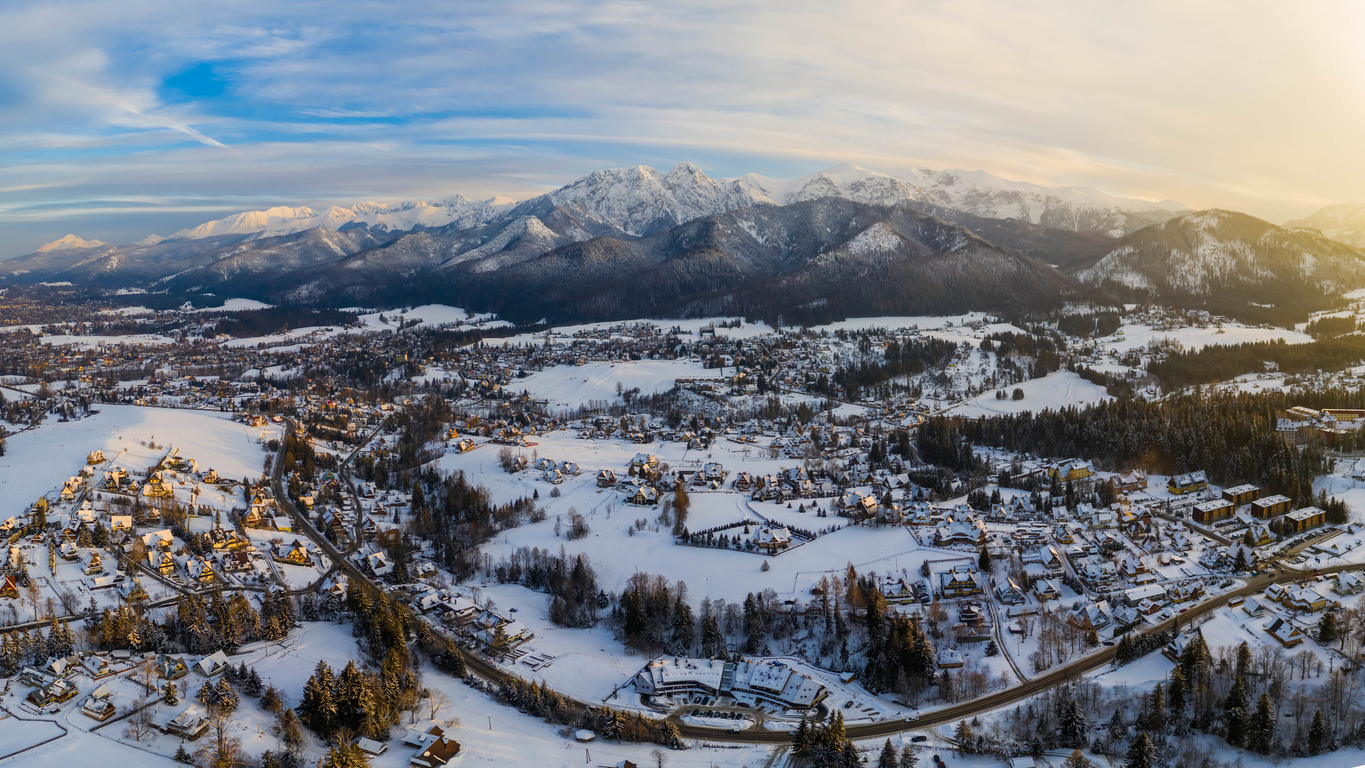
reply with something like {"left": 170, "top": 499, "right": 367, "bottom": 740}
{"left": 3, "top": 0, "right": 1365, "bottom": 257}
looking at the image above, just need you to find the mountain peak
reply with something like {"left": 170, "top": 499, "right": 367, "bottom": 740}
{"left": 36, "top": 234, "right": 107, "bottom": 253}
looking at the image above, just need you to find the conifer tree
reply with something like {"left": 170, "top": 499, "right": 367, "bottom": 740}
{"left": 899, "top": 745, "right": 919, "bottom": 768}
{"left": 1248, "top": 692, "right": 1275, "bottom": 754}
{"left": 879, "top": 739, "right": 898, "bottom": 768}
{"left": 1223, "top": 677, "right": 1249, "bottom": 748}
{"left": 163, "top": 680, "right": 179, "bottom": 705}
{"left": 1059, "top": 698, "right": 1089, "bottom": 748}
{"left": 1308, "top": 710, "right": 1331, "bottom": 755}
{"left": 1123, "top": 732, "right": 1154, "bottom": 768}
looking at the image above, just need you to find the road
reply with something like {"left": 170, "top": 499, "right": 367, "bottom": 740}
{"left": 274, "top": 416, "right": 1365, "bottom": 746}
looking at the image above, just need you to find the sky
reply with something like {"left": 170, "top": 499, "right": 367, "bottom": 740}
{"left": 3, "top": 0, "right": 1365, "bottom": 257}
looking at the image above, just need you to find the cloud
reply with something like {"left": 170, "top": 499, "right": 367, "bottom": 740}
{"left": 2, "top": 0, "right": 1365, "bottom": 255}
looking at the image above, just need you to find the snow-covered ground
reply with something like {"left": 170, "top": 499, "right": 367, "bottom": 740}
{"left": 0, "top": 405, "right": 279, "bottom": 518}
{"left": 1104, "top": 321, "right": 1312, "bottom": 355}
{"left": 940, "top": 370, "right": 1113, "bottom": 417}
{"left": 513, "top": 360, "right": 709, "bottom": 410}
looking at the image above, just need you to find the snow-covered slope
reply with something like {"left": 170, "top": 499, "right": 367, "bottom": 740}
{"left": 35, "top": 234, "right": 107, "bottom": 252}
{"left": 165, "top": 196, "right": 514, "bottom": 241}
{"left": 1079, "top": 209, "right": 1365, "bottom": 301}
{"left": 1286, "top": 202, "right": 1365, "bottom": 248}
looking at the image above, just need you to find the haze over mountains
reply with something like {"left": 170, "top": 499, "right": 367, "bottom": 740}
{"left": 7, "top": 162, "right": 1365, "bottom": 326}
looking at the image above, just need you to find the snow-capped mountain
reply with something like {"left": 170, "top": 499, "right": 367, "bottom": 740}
{"left": 902, "top": 168, "right": 1188, "bottom": 237}
{"left": 165, "top": 196, "right": 515, "bottom": 241}
{"left": 1286, "top": 202, "right": 1365, "bottom": 248}
{"left": 97, "top": 161, "right": 1182, "bottom": 251}
{"left": 36, "top": 234, "right": 108, "bottom": 252}
{"left": 1079, "top": 210, "right": 1365, "bottom": 309}
{"left": 503, "top": 163, "right": 765, "bottom": 238}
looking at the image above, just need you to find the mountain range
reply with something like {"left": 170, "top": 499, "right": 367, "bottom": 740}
{"left": 5, "top": 162, "right": 1364, "bottom": 325}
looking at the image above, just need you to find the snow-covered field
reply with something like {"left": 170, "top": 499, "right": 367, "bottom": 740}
{"left": 1105, "top": 321, "right": 1312, "bottom": 355}
{"left": 941, "top": 370, "right": 1113, "bottom": 417}
{"left": 514, "top": 360, "right": 709, "bottom": 410}
{"left": 0, "top": 405, "right": 279, "bottom": 517}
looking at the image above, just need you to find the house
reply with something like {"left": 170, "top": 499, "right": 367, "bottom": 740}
{"left": 936, "top": 648, "right": 965, "bottom": 668}
{"left": 939, "top": 565, "right": 984, "bottom": 598}
{"left": 933, "top": 517, "right": 987, "bottom": 547}
{"left": 1123, "top": 584, "right": 1166, "bottom": 607}
{"left": 81, "top": 684, "right": 117, "bottom": 721}
{"left": 1284, "top": 586, "right": 1327, "bottom": 613}
{"left": 880, "top": 579, "right": 916, "bottom": 604}
{"left": 995, "top": 578, "right": 1026, "bottom": 605}
{"left": 184, "top": 556, "right": 218, "bottom": 586}
{"left": 1166, "top": 582, "right": 1205, "bottom": 604}
{"left": 1046, "top": 459, "right": 1095, "bottom": 482}
{"left": 541, "top": 469, "right": 564, "bottom": 485}
{"left": 275, "top": 539, "right": 312, "bottom": 565}
{"left": 1163, "top": 631, "right": 1197, "bottom": 661}
{"left": 158, "top": 654, "right": 190, "bottom": 680}
{"left": 27, "top": 678, "right": 79, "bottom": 707}
{"left": 1334, "top": 571, "right": 1365, "bottom": 595}
{"left": 1222, "top": 484, "right": 1261, "bottom": 506}
{"left": 596, "top": 469, "right": 617, "bottom": 488}
{"left": 195, "top": 650, "right": 230, "bottom": 677}
{"left": 411, "top": 734, "right": 461, "bottom": 767}
{"left": 559, "top": 461, "right": 582, "bottom": 475}
{"left": 1068, "top": 601, "right": 1111, "bottom": 631}
{"left": 356, "top": 738, "right": 388, "bottom": 757}
{"left": 1284, "top": 507, "right": 1327, "bottom": 534}
{"left": 118, "top": 578, "right": 148, "bottom": 602}
{"left": 1192, "top": 499, "right": 1234, "bottom": 525}
{"left": 1265, "top": 617, "right": 1304, "bottom": 647}
{"left": 159, "top": 704, "right": 211, "bottom": 739}
{"left": 148, "top": 550, "right": 177, "bottom": 575}
{"left": 83, "top": 550, "right": 103, "bottom": 575}
{"left": 1114, "top": 470, "right": 1148, "bottom": 492}
{"left": 1242, "top": 596, "right": 1268, "bottom": 617}
{"left": 1168, "top": 471, "right": 1208, "bottom": 495}
{"left": 1245, "top": 523, "right": 1273, "bottom": 547}
{"left": 453, "top": 438, "right": 476, "bottom": 454}
{"left": 753, "top": 526, "right": 792, "bottom": 554}
{"left": 1033, "top": 579, "right": 1061, "bottom": 602}
{"left": 1251, "top": 495, "right": 1292, "bottom": 519}
{"left": 627, "top": 486, "right": 659, "bottom": 506}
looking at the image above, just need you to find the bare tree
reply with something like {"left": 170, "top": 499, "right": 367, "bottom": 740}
{"left": 197, "top": 708, "right": 249, "bottom": 768}
{"left": 426, "top": 688, "right": 452, "bottom": 722}
{"left": 123, "top": 696, "right": 155, "bottom": 741}
{"left": 651, "top": 747, "right": 667, "bottom": 768}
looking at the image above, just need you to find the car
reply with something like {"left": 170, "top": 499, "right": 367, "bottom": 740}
{"left": 905, "top": 714, "right": 919, "bottom": 722}
{"left": 726, "top": 726, "right": 741, "bottom": 734}
{"left": 911, "top": 735, "right": 928, "bottom": 743}
{"left": 1179, "top": 607, "right": 1189, "bottom": 613}
{"left": 1102, "top": 640, "right": 1116, "bottom": 646}
{"left": 844, "top": 700, "right": 854, "bottom": 708}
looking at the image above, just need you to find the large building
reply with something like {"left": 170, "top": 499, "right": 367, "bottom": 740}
{"left": 1250, "top": 494, "right": 1292, "bottom": 519}
{"left": 1284, "top": 507, "right": 1326, "bottom": 534}
{"left": 633, "top": 657, "right": 828, "bottom": 711}
{"left": 940, "top": 565, "right": 984, "bottom": 598}
{"left": 1221, "top": 484, "right": 1261, "bottom": 506}
{"left": 1192, "top": 499, "right": 1234, "bottom": 525}
{"left": 1168, "top": 471, "right": 1208, "bottom": 495}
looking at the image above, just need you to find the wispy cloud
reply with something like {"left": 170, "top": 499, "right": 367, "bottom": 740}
{"left": 2, "top": 0, "right": 1364, "bottom": 255}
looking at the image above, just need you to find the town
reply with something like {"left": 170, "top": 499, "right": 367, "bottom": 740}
{"left": 4, "top": 289, "right": 1365, "bottom": 768}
